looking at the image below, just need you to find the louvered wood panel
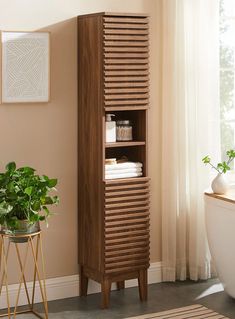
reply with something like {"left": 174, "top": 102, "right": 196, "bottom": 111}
{"left": 105, "top": 199, "right": 149, "bottom": 209}
{"left": 105, "top": 193, "right": 149, "bottom": 203}
{"left": 105, "top": 93, "right": 149, "bottom": 100}
{"left": 104, "top": 46, "right": 149, "bottom": 53}
{"left": 105, "top": 206, "right": 150, "bottom": 215}
{"left": 105, "top": 187, "right": 149, "bottom": 196}
{"left": 104, "top": 59, "right": 148, "bottom": 65}
{"left": 105, "top": 52, "right": 149, "bottom": 58}
{"left": 104, "top": 34, "right": 148, "bottom": 41}
{"left": 105, "top": 212, "right": 149, "bottom": 221}
{"left": 103, "top": 17, "right": 149, "bottom": 24}
{"left": 104, "top": 41, "right": 148, "bottom": 47}
{"left": 105, "top": 87, "right": 148, "bottom": 94}
{"left": 105, "top": 184, "right": 149, "bottom": 191}
{"left": 104, "top": 23, "right": 149, "bottom": 29}
{"left": 103, "top": 14, "right": 149, "bottom": 110}
{"left": 105, "top": 99, "right": 149, "bottom": 106}
{"left": 105, "top": 82, "right": 149, "bottom": 88}
{"left": 105, "top": 241, "right": 149, "bottom": 251}
{"left": 104, "top": 57, "right": 148, "bottom": 65}
{"left": 105, "top": 70, "right": 149, "bottom": 76}
{"left": 106, "top": 228, "right": 149, "bottom": 237}
{"left": 105, "top": 245, "right": 148, "bottom": 257}
{"left": 105, "top": 64, "right": 148, "bottom": 70}
{"left": 106, "top": 252, "right": 149, "bottom": 263}
{"left": 106, "top": 217, "right": 149, "bottom": 227}
{"left": 106, "top": 234, "right": 149, "bottom": 245}
{"left": 105, "top": 76, "right": 149, "bottom": 82}
{"left": 104, "top": 29, "right": 148, "bottom": 35}
{"left": 104, "top": 178, "right": 150, "bottom": 274}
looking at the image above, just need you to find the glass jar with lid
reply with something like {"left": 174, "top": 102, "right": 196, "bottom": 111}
{"left": 116, "top": 120, "right": 133, "bottom": 141}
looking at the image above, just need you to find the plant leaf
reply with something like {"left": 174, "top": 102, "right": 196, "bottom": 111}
{"left": 44, "top": 196, "right": 54, "bottom": 204}
{"left": 32, "top": 200, "right": 41, "bottom": 211}
{"left": 53, "top": 196, "right": 59, "bottom": 204}
{"left": 24, "top": 186, "right": 33, "bottom": 196}
{"left": 48, "top": 179, "right": 57, "bottom": 188}
{"left": 42, "top": 206, "right": 50, "bottom": 217}
{"left": 202, "top": 156, "right": 210, "bottom": 164}
{"left": 6, "top": 162, "right": 16, "bottom": 173}
{"left": 217, "top": 161, "right": 230, "bottom": 174}
{"left": 226, "top": 149, "right": 235, "bottom": 159}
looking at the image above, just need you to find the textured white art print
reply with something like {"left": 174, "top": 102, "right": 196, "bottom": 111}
{"left": 1, "top": 32, "right": 50, "bottom": 103}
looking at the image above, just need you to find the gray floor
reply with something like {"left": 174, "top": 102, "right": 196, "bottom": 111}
{"left": 2, "top": 278, "right": 235, "bottom": 318}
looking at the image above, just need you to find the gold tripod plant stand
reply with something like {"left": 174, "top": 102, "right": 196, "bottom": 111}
{"left": 0, "top": 231, "right": 48, "bottom": 318}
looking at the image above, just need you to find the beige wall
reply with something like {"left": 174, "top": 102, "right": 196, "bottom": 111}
{"left": 0, "top": 0, "right": 162, "bottom": 283}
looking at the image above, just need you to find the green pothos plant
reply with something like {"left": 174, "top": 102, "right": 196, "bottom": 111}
{"left": 0, "top": 162, "right": 59, "bottom": 230}
{"left": 202, "top": 149, "right": 235, "bottom": 174}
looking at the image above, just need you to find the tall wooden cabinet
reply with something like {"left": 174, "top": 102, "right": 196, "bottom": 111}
{"left": 77, "top": 12, "right": 150, "bottom": 308}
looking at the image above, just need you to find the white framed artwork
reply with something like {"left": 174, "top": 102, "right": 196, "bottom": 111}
{"left": 1, "top": 31, "right": 50, "bottom": 103}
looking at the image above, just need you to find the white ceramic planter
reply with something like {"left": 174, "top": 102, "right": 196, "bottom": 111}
{"left": 211, "top": 173, "right": 228, "bottom": 195}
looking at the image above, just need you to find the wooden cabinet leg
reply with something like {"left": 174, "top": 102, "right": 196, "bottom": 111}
{"left": 101, "top": 279, "right": 111, "bottom": 309}
{"left": 117, "top": 281, "right": 125, "bottom": 290}
{"left": 79, "top": 266, "right": 88, "bottom": 296}
{"left": 138, "top": 269, "right": 148, "bottom": 301}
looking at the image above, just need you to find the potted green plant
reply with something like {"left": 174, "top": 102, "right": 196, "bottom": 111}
{"left": 0, "top": 162, "right": 59, "bottom": 241}
{"left": 202, "top": 149, "right": 235, "bottom": 194}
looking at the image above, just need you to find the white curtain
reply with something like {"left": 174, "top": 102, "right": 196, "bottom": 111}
{"left": 162, "top": 0, "right": 220, "bottom": 281}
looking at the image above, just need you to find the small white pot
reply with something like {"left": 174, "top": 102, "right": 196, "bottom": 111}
{"left": 211, "top": 173, "right": 229, "bottom": 195}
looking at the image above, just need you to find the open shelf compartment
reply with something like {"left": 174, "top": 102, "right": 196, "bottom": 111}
{"left": 105, "top": 145, "right": 147, "bottom": 180}
{"left": 104, "top": 110, "right": 147, "bottom": 147}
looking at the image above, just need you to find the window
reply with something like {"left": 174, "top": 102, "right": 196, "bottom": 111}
{"left": 220, "top": 0, "right": 235, "bottom": 168}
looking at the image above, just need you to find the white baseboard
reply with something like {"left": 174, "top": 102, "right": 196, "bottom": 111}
{"left": 0, "top": 262, "right": 162, "bottom": 309}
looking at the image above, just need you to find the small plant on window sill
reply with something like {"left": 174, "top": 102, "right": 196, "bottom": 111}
{"left": 202, "top": 149, "right": 235, "bottom": 174}
{"left": 202, "top": 150, "right": 235, "bottom": 194}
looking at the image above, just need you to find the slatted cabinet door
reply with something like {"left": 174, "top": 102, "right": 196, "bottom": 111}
{"left": 103, "top": 14, "right": 149, "bottom": 110}
{"left": 104, "top": 178, "right": 150, "bottom": 274}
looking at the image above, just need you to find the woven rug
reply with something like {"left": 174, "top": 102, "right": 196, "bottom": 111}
{"left": 125, "top": 304, "right": 229, "bottom": 319}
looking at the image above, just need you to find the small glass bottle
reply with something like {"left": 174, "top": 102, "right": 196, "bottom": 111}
{"left": 116, "top": 120, "right": 133, "bottom": 141}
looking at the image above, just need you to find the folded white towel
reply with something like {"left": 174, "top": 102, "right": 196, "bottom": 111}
{"left": 105, "top": 168, "right": 142, "bottom": 175}
{"left": 105, "top": 172, "right": 143, "bottom": 180}
{"left": 105, "top": 162, "right": 143, "bottom": 171}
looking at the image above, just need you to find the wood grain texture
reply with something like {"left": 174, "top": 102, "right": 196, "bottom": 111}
{"left": 105, "top": 81, "right": 149, "bottom": 87}
{"left": 105, "top": 87, "right": 148, "bottom": 93}
{"left": 79, "top": 265, "right": 88, "bottom": 297}
{"left": 105, "top": 93, "right": 149, "bottom": 99}
{"left": 105, "top": 106, "right": 148, "bottom": 111}
{"left": 138, "top": 269, "right": 148, "bottom": 301}
{"left": 103, "top": 17, "right": 148, "bottom": 23}
{"left": 105, "top": 99, "right": 149, "bottom": 106}
{"left": 101, "top": 280, "right": 111, "bottom": 309}
{"left": 105, "top": 141, "right": 145, "bottom": 148}
{"left": 104, "top": 29, "right": 149, "bottom": 35}
{"left": 105, "top": 75, "right": 149, "bottom": 82}
{"left": 117, "top": 281, "right": 125, "bottom": 290}
{"left": 125, "top": 304, "right": 230, "bottom": 319}
{"left": 104, "top": 23, "right": 149, "bottom": 29}
{"left": 104, "top": 179, "right": 150, "bottom": 275}
{"left": 204, "top": 190, "right": 235, "bottom": 204}
{"left": 104, "top": 52, "right": 149, "bottom": 58}
{"left": 104, "top": 59, "right": 149, "bottom": 65}
{"left": 105, "top": 70, "right": 149, "bottom": 76}
{"left": 104, "top": 45, "right": 149, "bottom": 53}
{"left": 105, "top": 64, "right": 149, "bottom": 70}
{"left": 77, "top": 15, "right": 104, "bottom": 272}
